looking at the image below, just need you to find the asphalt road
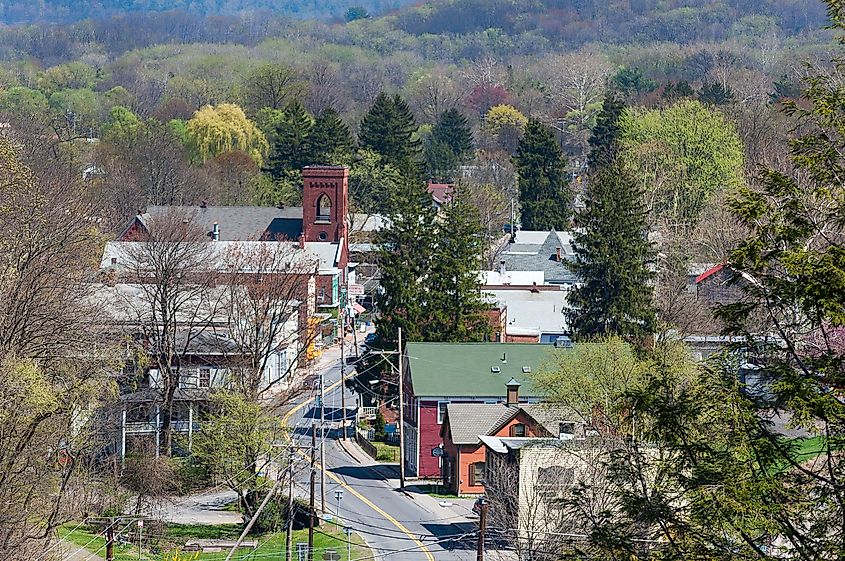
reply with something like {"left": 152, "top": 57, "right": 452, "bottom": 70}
{"left": 285, "top": 348, "right": 480, "bottom": 561}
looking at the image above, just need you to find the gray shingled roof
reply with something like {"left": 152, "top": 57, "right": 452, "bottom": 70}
{"left": 142, "top": 206, "right": 304, "bottom": 241}
{"left": 500, "top": 230, "right": 578, "bottom": 285}
{"left": 445, "top": 403, "right": 516, "bottom": 445}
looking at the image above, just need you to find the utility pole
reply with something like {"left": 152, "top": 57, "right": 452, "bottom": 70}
{"left": 476, "top": 499, "right": 488, "bottom": 561}
{"left": 340, "top": 308, "right": 347, "bottom": 441}
{"left": 286, "top": 444, "right": 295, "bottom": 561}
{"left": 106, "top": 519, "right": 115, "bottom": 561}
{"left": 319, "top": 363, "right": 326, "bottom": 513}
{"left": 398, "top": 327, "right": 405, "bottom": 490}
{"left": 309, "top": 424, "right": 316, "bottom": 561}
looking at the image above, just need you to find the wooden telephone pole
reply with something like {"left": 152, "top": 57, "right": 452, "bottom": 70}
{"left": 397, "top": 327, "right": 405, "bottom": 490}
{"left": 340, "top": 308, "right": 347, "bottom": 441}
{"left": 286, "top": 444, "right": 295, "bottom": 561}
{"left": 476, "top": 499, "right": 488, "bottom": 561}
{"left": 106, "top": 520, "right": 115, "bottom": 561}
{"left": 308, "top": 424, "right": 316, "bottom": 561}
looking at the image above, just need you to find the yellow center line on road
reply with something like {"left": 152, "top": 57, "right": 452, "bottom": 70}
{"left": 280, "top": 374, "right": 435, "bottom": 561}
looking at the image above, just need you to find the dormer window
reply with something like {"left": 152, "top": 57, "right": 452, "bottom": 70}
{"left": 317, "top": 194, "right": 331, "bottom": 222}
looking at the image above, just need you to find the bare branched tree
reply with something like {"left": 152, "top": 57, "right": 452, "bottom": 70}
{"left": 219, "top": 241, "right": 318, "bottom": 403}
{"left": 118, "top": 210, "right": 224, "bottom": 456}
{"left": 0, "top": 137, "right": 117, "bottom": 559}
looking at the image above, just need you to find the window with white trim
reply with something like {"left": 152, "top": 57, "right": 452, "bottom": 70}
{"left": 437, "top": 401, "right": 449, "bottom": 424}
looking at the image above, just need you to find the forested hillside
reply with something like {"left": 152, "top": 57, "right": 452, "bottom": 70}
{"left": 394, "top": 0, "right": 827, "bottom": 45}
{"left": 0, "top": 0, "right": 406, "bottom": 22}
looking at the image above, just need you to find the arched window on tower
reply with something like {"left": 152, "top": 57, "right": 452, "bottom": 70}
{"left": 317, "top": 194, "right": 331, "bottom": 222}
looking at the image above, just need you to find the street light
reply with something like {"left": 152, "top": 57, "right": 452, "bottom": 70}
{"left": 343, "top": 526, "right": 352, "bottom": 560}
{"left": 368, "top": 379, "right": 398, "bottom": 386}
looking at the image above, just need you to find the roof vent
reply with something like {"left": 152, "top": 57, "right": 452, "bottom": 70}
{"left": 522, "top": 366, "right": 531, "bottom": 373}
{"left": 501, "top": 352, "right": 507, "bottom": 363}
{"left": 491, "top": 366, "right": 501, "bottom": 373}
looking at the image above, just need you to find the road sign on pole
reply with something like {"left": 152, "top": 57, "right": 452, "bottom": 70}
{"left": 347, "top": 284, "right": 365, "bottom": 296}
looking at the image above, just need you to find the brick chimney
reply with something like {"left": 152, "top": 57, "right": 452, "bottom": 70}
{"left": 506, "top": 378, "right": 521, "bottom": 407}
{"left": 555, "top": 247, "right": 562, "bottom": 262}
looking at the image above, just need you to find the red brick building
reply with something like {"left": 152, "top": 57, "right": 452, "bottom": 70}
{"left": 117, "top": 166, "right": 351, "bottom": 312}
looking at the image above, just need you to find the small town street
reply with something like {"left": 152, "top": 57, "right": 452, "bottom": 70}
{"left": 283, "top": 341, "right": 482, "bottom": 561}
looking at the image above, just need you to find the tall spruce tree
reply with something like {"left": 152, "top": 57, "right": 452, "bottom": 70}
{"left": 425, "top": 108, "right": 474, "bottom": 182}
{"left": 423, "top": 185, "right": 489, "bottom": 341}
{"left": 588, "top": 94, "right": 626, "bottom": 168}
{"left": 265, "top": 99, "right": 313, "bottom": 180}
{"left": 310, "top": 107, "right": 353, "bottom": 163}
{"left": 424, "top": 139, "right": 459, "bottom": 182}
{"left": 432, "top": 108, "right": 473, "bottom": 162}
{"left": 567, "top": 100, "right": 656, "bottom": 339}
{"left": 359, "top": 93, "right": 421, "bottom": 176}
{"left": 375, "top": 176, "right": 436, "bottom": 343}
{"left": 513, "top": 119, "right": 572, "bottom": 230}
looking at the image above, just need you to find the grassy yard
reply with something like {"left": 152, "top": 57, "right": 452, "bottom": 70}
{"left": 59, "top": 521, "right": 369, "bottom": 561}
{"left": 412, "top": 483, "right": 460, "bottom": 499}
{"left": 372, "top": 440, "right": 399, "bottom": 463}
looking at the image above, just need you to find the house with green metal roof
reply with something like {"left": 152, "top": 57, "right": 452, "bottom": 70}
{"left": 401, "top": 342, "right": 565, "bottom": 478}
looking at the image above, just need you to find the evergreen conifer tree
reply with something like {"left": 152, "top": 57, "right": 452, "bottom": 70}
{"left": 567, "top": 100, "right": 656, "bottom": 339}
{"left": 424, "top": 139, "right": 459, "bottom": 182}
{"left": 375, "top": 176, "right": 436, "bottom": 343}
{"left": 423, "top": 184, "right": 489, "bottom": 341}
{"left": 310, "top": 107, "right": 353, "bottom": 163}
{"left": 513, "top": 118, "right": 572, "bottom": 230}
{"left": 425, "top": 108, "right": 474, "bottom": 182}
{"left": 359, "top": 93, "right": 421, "bottom": 176}
{"left": 432, "top": 108, "right": 473, "bottom": 162}
{"left": 265, "top": 99, "right": 313, "bottom": 180}
{"left": 588, "top": 95, "right": 625, "bottom": 168}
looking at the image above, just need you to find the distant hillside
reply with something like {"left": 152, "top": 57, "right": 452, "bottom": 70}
{"left": 392, "top": 0, "right": 828, "bottom": 46}
{"left": 0, "top": 0, "right": 411, "bottom": 23}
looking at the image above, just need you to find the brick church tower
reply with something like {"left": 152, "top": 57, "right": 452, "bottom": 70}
{"left": 302, "top": 166, "right": 349, "bottom": 244}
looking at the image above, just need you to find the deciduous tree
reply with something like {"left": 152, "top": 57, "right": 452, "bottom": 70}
{"left": 241, "top": 62, "right": 307, "bottom": 112}
{"left": 618, "top": 99, "right": 744, "bottom": 227}
{"left": 186, "top": 103, "right": 268, "bottom": 165}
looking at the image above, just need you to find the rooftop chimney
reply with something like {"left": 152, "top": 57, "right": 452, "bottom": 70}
{"left": 506, "top": 378, "right": 521, "bottom": 407}
{"left": 555, "top": 247, "right": 562, "bottom": 262}
{"left": 212, "top": 222, "right": 220, "bottom": 241}
{"left": 499, "top": 260, "right": 506, "bottom": 276}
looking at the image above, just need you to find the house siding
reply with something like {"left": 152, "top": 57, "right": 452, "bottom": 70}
{"left": 446, "top": 411, "right": 548, "bottom": 495}
{"left": 417, "top": 400, "right": 442, "bottom": 478}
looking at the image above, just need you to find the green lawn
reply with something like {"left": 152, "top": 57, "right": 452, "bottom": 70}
{"left": 411, "top": 483, "right": 459, "bottom": 499}
{"left": 791, "top": 435, "right": 829, "bottom": 462}
{"left": 372, "top": 440, "right": 399, "bottom": 463}
{"left": 59, "top": 521, "right": 369, "bottom": 561}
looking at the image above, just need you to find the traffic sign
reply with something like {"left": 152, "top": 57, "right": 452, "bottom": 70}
{"left": 347, "top": 284, "right": 365, "bottom": 296}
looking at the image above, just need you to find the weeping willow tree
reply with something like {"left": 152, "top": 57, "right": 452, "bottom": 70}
{"left": 186, "top": 103, "right": 269, "bottom": 165}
